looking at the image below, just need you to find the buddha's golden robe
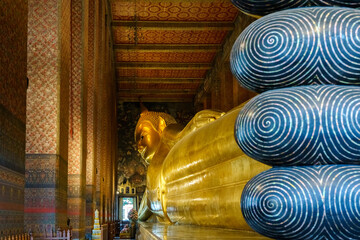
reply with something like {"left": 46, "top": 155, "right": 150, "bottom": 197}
{"left": 135, "top": 104, "right": 270, "bottom": 230}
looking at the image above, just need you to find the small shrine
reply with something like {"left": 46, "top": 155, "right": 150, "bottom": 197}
{"left": 92, "top": 209, "right": 101, "bottom": 240}
{"left": 118, "top": 180, "right": 136, "bottom": 195}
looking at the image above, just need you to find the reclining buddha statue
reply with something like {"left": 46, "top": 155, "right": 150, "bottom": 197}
{"left": 135, "top": 1, "right": 360, "bottom": 238}
{"left": 134, "top": 103, "right": 270, "bottom": 230}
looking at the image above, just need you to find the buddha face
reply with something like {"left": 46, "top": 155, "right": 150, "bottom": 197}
{"left": 135, "top": 121, "right": 161, "bottom": 163}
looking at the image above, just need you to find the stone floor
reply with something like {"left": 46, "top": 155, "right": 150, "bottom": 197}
{"left": 136, "top": 222, "right": 272, "bottom": 240}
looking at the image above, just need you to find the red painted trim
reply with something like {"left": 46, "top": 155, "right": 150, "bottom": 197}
{"left": 24, "top": 207, "right": 67, "bottom": 214}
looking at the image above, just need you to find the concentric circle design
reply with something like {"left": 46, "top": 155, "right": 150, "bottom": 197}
{"left": 231, "top": 0, "right": 306, "bottom": 17}
{"left": 325, "top": 166, "right": 360, "bottom": 239}
{"left": 313, "top": 0, "right": 360, "bottom": 7}
{"left": 242, "top": 167, "right": 323, "bottom": 239}
{"left": 231, "top": 0, "right": 360, "bottom": 17}
{"left": 230, "top": 7, "right": 360, "bottom": 93}
{"left": 241, "top": 165, "right": 360, "bottom": 239}
{"left": 236, "top": 85, "right": 360, "bottom": 166}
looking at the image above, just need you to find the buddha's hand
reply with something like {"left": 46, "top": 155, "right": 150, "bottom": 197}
{"left": 182, "top": 110, "right": 225, "bottom": 136}
{"left": 193, "top": 109, "right": 224, "bottom": 124}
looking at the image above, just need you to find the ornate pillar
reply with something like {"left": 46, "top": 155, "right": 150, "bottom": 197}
{"left": 67, "top": 0, "right": 88, "bottom": 239}
{"left": 94, "top": 0, "right": 104, "bottom": 222}
{"left": 25, "top": 0, "right": 70, "bottom": 234}
{"left": 85, "top": 0, "right": 97, "bottom": 236}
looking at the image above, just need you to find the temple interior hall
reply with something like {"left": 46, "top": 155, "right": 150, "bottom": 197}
{"left": 2, "top": 0, "right": 360, "bottom": 239}
{"left": 1, "top": 0, "right": 256, "bottom": 238}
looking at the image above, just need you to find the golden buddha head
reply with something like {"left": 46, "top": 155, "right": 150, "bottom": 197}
{"left": 135, "top": 109, "right": 177, "bottom": 163}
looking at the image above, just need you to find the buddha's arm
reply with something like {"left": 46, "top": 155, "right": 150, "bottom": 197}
{"left": 138, "top": 191, "right": 153, "bottom": 221}
{"left": 177, "top": 109, "right": 225, "bottom": 139}
{"left": 160, "top": 105, "right": 271, "bottom": 230}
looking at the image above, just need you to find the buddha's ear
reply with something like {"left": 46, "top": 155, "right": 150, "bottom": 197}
{"left": 158, "top": 117, "right": 166, "bottom": 133}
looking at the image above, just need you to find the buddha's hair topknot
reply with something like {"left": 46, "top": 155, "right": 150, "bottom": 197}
{"left": 135, "top": 111, "right": 177, "bottom": 132}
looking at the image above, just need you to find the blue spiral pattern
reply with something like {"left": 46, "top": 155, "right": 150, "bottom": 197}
{"left": 231, "top": 1, "right": 360, "bottom": 17}
{"left": 230, "top": 0, "right": 306, "bottom": 17}
{"left": 314, "top": 0, "right": 360, "bottom": 7}
{"left": 241, "top": 165, "right": 360, "bottom": 240}
{"left": 230, "top": 7, "right": 360, "bottom": 93}
{"left": 236, "top": 85, "right": 360, "bottom": 166}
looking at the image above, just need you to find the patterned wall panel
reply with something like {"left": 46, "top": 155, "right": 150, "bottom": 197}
{"left": 58, "top": 0, "right": 71, "bottom": 162}
{"left": 24, "top": 154, "right": 68, "bottom": 234}
{"left": 0, "top": 0, "right": 27, "bottom": 123}
{"left": 68, "top": 0, "right": 86, "bottom": 238}
{"left": 57, "top": 154, "right": 68, "bottom": 228}
{"left": 0, "top": 0, "right": 27, "bottom": 236}
{"left": 86, "top": 0, "right": 95, "bottom": 187}
{"left": 0, "top": 105, "right": 26, "bottom": 174}
{"left": 0, "top": 211, "right": 23, "bottom": 237}
{"left": 68, "top": 0, "right": 83, "bottom": 176}
{"left": 112, "top": 0, "right": 238, "bottom": 22}
{"left": 25, "top": 0, "right": 70, "bottom": 235}
{"left": 85, "top": 185, "right": 95, "bottom": 235}
{"left": 114, "top": 27, "right": 228, "bottom": 44}
{"left": 0, "top": 166, "right": 25, "bottom": 237}
{"left": 86, "top": 0, "right": 96, "bottom": 235}
{"left": 117, "top": 68, "right": 207, "bottom": 78}
{"left": 94, "top": 0, "right": 103, "bottom": 198}
{"left": 116, "top": 50, "right": 216, "bottom": 63}
{"left": 68, "top": 175, "right": 86, "bottom": 240}
{"left": 26, "top": 0, "right": 60, "bottom": 154}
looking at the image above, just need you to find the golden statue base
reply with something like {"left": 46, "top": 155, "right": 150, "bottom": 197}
{"left": 136, "top": 221, "right": 272, "bottom": 240}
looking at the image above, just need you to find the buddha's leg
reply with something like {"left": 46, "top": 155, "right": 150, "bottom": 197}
{"left": 161, "top": 107, "right": 271, "bottom": 230}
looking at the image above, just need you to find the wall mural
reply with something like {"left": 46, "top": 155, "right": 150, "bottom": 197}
{"left": 117, "top": 102, "right": 195, "bottom": 193}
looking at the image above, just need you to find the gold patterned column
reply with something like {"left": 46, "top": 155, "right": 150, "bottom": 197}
{"left": 68, "top": 0, "right": 88, "bottom": 238}
{"left": 25, "top": 0, "right": 70, "bottom": 235}
{"left": 85, "top": 0, "right": 97, "bottom": 236}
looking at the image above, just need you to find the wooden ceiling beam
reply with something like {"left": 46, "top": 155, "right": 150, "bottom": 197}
{"left": 118, "top": 89, "right": 197, "bottom": 94}
{"left": 118, "top": 96, "right": 194, "bottom": 103}
{"left": 113, "top": 44, "right": 222, "bottom": 51}
{"left": 112, "top": 21, "right": 234, "bottom": 30}
{"left": 117, "top": 78, "right": 203, "bottom": 84}
{"left": 116, "top": 62, "right": 212, "bottom": 69}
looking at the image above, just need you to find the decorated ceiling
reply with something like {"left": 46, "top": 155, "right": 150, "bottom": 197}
{"left": 111, "top": 0, "right": 239, "bottom": 191}
{"left": 111, "top": 0, "right": 239, "bottom": 102}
